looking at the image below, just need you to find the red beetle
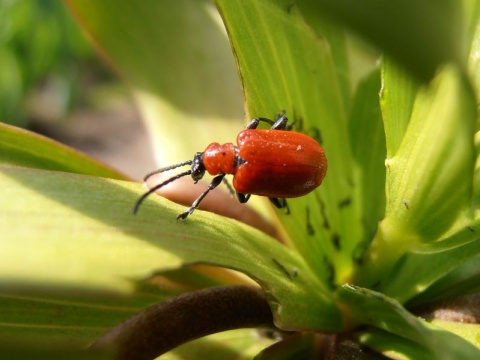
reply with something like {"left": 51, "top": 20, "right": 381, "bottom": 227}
{"left": 134, "top": 112, "right": 327, "bottom": 219}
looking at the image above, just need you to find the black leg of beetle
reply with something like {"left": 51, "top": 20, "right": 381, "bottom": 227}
{"left": 246, "top": 111, "right": 294, "bottom": 131}
{"left": 269, "top": 198, "right": 290, "bottom": 214}
{"left": 222, "top": 177, "right": 235, "bottom": 197}
{"left": 271, "top": 112, "right": 289, "bottom": 130}
{"left": 246, "top": 117, "right": 276, "bottom": 129}
{"left": 177, "top": 174, "right": 225, "bottom": 220}
{"left": 237, "top": 192, "right": 251, "bottom": 204}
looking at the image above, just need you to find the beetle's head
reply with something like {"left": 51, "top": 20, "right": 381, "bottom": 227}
{"left": 191, "top": 152, "right": 206, "bottom": 182}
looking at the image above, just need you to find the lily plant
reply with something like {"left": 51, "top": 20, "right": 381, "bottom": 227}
{"left": 1, "top": 0, "right": 480, "bottom": 359}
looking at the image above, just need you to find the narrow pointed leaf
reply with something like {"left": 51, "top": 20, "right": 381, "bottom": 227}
{"left": 380, "top": 58, "right": 420, "bottom": 158}
{"left": 0, "top": 123, "right": 125, "bottom": 180}
{"left": 348, "top": 68, "right": 386, "bottom": 253}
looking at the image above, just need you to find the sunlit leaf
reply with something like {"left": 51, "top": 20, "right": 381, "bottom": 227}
{"left": 380, "top": 58, "right": 420, "bottom": 158}
{"left": 0, "top": 123, "right": 125, "bottom": 180}
{"left": 0, "top": 166, "right": 341, "bottom": 331}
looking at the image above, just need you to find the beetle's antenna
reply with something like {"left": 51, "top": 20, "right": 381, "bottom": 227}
{"left": 143, "top": 160, "right": 193, "bottom": 182}
{"left": 133, "top": 170, "right": 192, "bottom": 214}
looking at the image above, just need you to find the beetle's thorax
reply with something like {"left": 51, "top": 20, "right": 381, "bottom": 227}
{"left": 202, "top": 142, "right": 239, "bottom": 175}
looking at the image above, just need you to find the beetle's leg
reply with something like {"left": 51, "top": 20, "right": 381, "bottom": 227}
{"left": 284, "top": 117, "right": 297, "bottom": 131}
{"left": 269, "top": 198, "right": 290, "bottom": 214}
{"left": 177, "top": 174, "right": 225, "bottom": 220}
{"left": 271, "top": 111, "right": 289, "bottom": 130}
{"left": 246, "top": 111, "right": 292, "bottom": 130}
{"left": 236, "top": 192, "right": 251, "bottom": 203}
{"left": 246, "top": 117, "right": 275, "bottom": 129}
{"left": 222, "top": 177, "right": 235, "bottom": 197}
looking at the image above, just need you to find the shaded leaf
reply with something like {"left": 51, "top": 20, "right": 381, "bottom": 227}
{"left": 348, "top": 68, "right": 385, "bottom": 254}
{"left": 339, "top": 285, "right": 480, "bottom": 359}
{"left": 297, "top": 0, "right": 464, "bottom": 82}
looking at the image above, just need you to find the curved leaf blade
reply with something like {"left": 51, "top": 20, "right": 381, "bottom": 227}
{"left": 0, "top": 166, "right": 341, "bottom": 331}
{"left": 0, "top": 123, "right": 125, "bottom": 180}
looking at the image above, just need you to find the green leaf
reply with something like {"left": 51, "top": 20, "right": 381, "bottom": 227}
{"left": 361, "top": 66, "right": 477, "bottom": 285}
{"left": 0, "top": 123, "right": 125, "bottom": 180}
{"left": 254, "top": 333, "right": 316, "bottom": 360}
{"left": 339, "top": 285, "right": 480, "bottom": 359}
{"left": 430, "top": 319, "right": 480, "bottom": 350}
{"left": 407, "top": 252, "right": 480, "bottom": 307}
{"left": 358, "top": 327, "right": 437, "bottom": 359}
{"left": 466, "top": 0, "right": 480, "bottom": 103}
{"left": 168, "top": 329, "right": 277, "bottom": 360}
{"left": 379, "top": 223, "right": 480, "bottom": 303}
{"left": 380, "top": 58, "right": 420, "bottom": 158}
{"left": 467, "top": 3, "right": 480, "bottom": 204}
{"left": 348, "top": 68, "right": 386, "bottom": 254}
{"left": 0, "top": 166, "right": 341, "bottom": 331}
{"left": 216, "top": 0, "right": 362, "bottom": 287}
{"left": 0, "top": 288, "right": 159, "bottom": 348}
{"left": 297, "top": 0, "right": 464, "bottom": 82}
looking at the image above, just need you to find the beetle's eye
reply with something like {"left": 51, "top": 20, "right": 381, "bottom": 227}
{"left": 191, "top": 168, "right": 205, "bottom": 181}
{"left": 191, "top": 152, "right": 205, "bottom": 181}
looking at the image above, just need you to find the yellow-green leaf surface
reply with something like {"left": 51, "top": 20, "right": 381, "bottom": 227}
{"left": 0, "top": 122, "right": 125, "bottom": 180}
{"left": 67, "top": 0, "right": 244, "bottom": 165}
{"left": 216, "top": 0, "right": 362, "bottom": 288}
{"left": 0, "top": 166, "right": 341, "bottom": 331}
{"left": 380, "top": 58, "right": 420, "bottom": 158}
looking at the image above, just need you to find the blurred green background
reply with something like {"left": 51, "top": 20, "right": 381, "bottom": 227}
{"left": 1, "top": 0, "right": 95, "bottom": 126}
{"left": 0, "top": 0, "right": 156, "bottom": 178}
